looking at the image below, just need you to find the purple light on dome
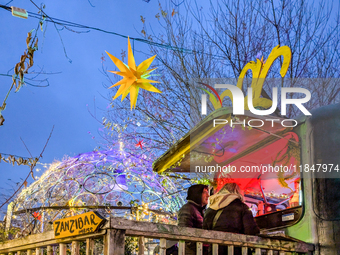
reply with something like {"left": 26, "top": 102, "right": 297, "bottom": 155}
{"left": 116, "top": 174, "right": 127, "bottom": 186}
{"left": 14, "top": 147, "right": 188, "bottom": 229}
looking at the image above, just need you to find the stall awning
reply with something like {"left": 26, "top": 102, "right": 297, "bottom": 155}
{"left": 153, "top": 107, "right": 295, "bottom": 174}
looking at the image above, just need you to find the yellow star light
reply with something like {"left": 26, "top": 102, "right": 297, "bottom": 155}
{"left": 106, "top": 37, "right": 161, "bottom": 109}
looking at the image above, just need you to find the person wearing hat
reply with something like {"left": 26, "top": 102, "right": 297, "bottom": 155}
{"left": 177, "top": 184, "right": 210, "bottom": 254}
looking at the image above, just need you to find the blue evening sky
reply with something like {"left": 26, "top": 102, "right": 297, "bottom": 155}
{"left": 1, "top": 0, "right": 338, "bottom": 216}
{"left": 0, "top": 0, "right": 166, "bottom": 211}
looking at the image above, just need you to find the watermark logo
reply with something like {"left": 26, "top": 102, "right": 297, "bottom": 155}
{"left": 200, "top": 45, "right": 312, "bottom": 117}
{"left": 201, "top": 84, "right": 311, "bottom": 116}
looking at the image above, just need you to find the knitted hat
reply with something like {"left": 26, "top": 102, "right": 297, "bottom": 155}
{"left": 186, "top": 184, "right": 208, "bottom": 205}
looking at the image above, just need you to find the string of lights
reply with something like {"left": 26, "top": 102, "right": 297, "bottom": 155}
{"left": 10, "top": 149, "right": 188, "bottom": 234}
{"left": 0, "top": 4, "right": 226, "bottom": 60}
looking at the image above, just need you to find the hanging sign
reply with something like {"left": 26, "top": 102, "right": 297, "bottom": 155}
{"left": 53, "top": 211, "right": 106, "bottom": 238}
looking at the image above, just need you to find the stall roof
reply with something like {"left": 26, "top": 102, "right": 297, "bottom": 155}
{"left": 152, "top": 107, "right": 295, "bottom": 173}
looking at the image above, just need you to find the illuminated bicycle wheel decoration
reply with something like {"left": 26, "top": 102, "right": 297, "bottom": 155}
{"left": 12, "top": 149, "right": 189, "bottom": 235}
{"left": 83, "top": 173, "right": 116, "bottom": 195}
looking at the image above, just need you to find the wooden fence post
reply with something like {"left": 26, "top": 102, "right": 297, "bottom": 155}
{"left": 72, "top": 241, "right": 80, "bottom": 255}
{"left": 159, "top": 238, "right": 166, "bottom": 255}
{"left": 86, "top": 238, "right": 94, "bottom": 255}
{"left": 46, "top": 246, "right": 52, "bottom": 255}
{"left": 59, "top": 243, "right": 67, "bottom": 255}
{"left": 178, "top": 240, "right": 185, "bottom": 255}
{"left": 35, "top": 248, "right": 43, "bottom": 255}
{"left": 212, "top": 244, "right": 218, "bottom": 255}
{"left": 228, "top": 245, "right": 234, "bottom": 255}
{"left": 138, "top": 236, "right": 145, "bottom": 255}
{"left": 196, "top": 242, "right": 203, "bottom": 255}
{"left": 104, "top": 229, "right": 125, "bottom": 255}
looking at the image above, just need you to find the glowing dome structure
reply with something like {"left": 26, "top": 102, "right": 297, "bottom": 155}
{"left": 11, "top": 149, "right": 188, "bottom": 235}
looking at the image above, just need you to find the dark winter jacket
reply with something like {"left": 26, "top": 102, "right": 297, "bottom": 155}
{"left": 203, "top": 191, "right": 259, "bottom": 255}
{"left": 178, "top": 200, "right": 206, "bottom": 254}
{"left": 178, "top": 200, "right": 205, "bottom": 228}
{"left": 176, "top": 184, "right": 209, "bottom": 255}
{"left": 203, "top": 199, "right": 259, "bottom": 234}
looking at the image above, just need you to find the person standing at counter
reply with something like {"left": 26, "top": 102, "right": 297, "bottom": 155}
{"left": 203, "top": 183, "right": 260, "bottom": 255}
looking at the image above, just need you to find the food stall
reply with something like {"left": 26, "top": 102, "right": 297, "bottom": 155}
{"left": 153, "top": 103, "right": 340, "bottom": 254}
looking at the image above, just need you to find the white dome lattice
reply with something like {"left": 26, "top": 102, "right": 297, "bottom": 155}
{"left": 12, "top": 149, "right": 188, "bottom": 234}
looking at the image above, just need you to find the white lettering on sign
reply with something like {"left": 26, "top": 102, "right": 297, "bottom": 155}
{"left": 282, "top": 213, "right": 294, "bottom": 222}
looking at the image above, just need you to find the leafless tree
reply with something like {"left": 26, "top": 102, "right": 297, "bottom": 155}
{"left": 102, "top": 0, "right": 340, "bottom": 154}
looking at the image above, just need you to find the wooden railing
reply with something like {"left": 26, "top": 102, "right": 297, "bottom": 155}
{"left": 0, "top": 217, "right": 314, "bottom": 255}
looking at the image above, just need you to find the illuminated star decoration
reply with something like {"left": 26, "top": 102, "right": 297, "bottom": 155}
{"left": 106, "top": 37, "right": 161, "bottom": 109}
{"left": 135, "top": 139, "right": 145, "bottom": 149}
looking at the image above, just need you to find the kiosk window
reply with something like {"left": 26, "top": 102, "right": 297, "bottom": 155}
{"left": 214, "top": 132, "right": 301, "bottom": 221}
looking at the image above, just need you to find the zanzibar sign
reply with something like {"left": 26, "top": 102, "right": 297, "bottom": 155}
{"left": 53, "top": 211, "right": 106, "bottom": 238}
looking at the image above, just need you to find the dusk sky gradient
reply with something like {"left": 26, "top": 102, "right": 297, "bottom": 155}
{"left": 0, "top": 0, "right": 166, "bottom": 213}
{"left": 2, "top": 0, "right": 338, "bottom": 217}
